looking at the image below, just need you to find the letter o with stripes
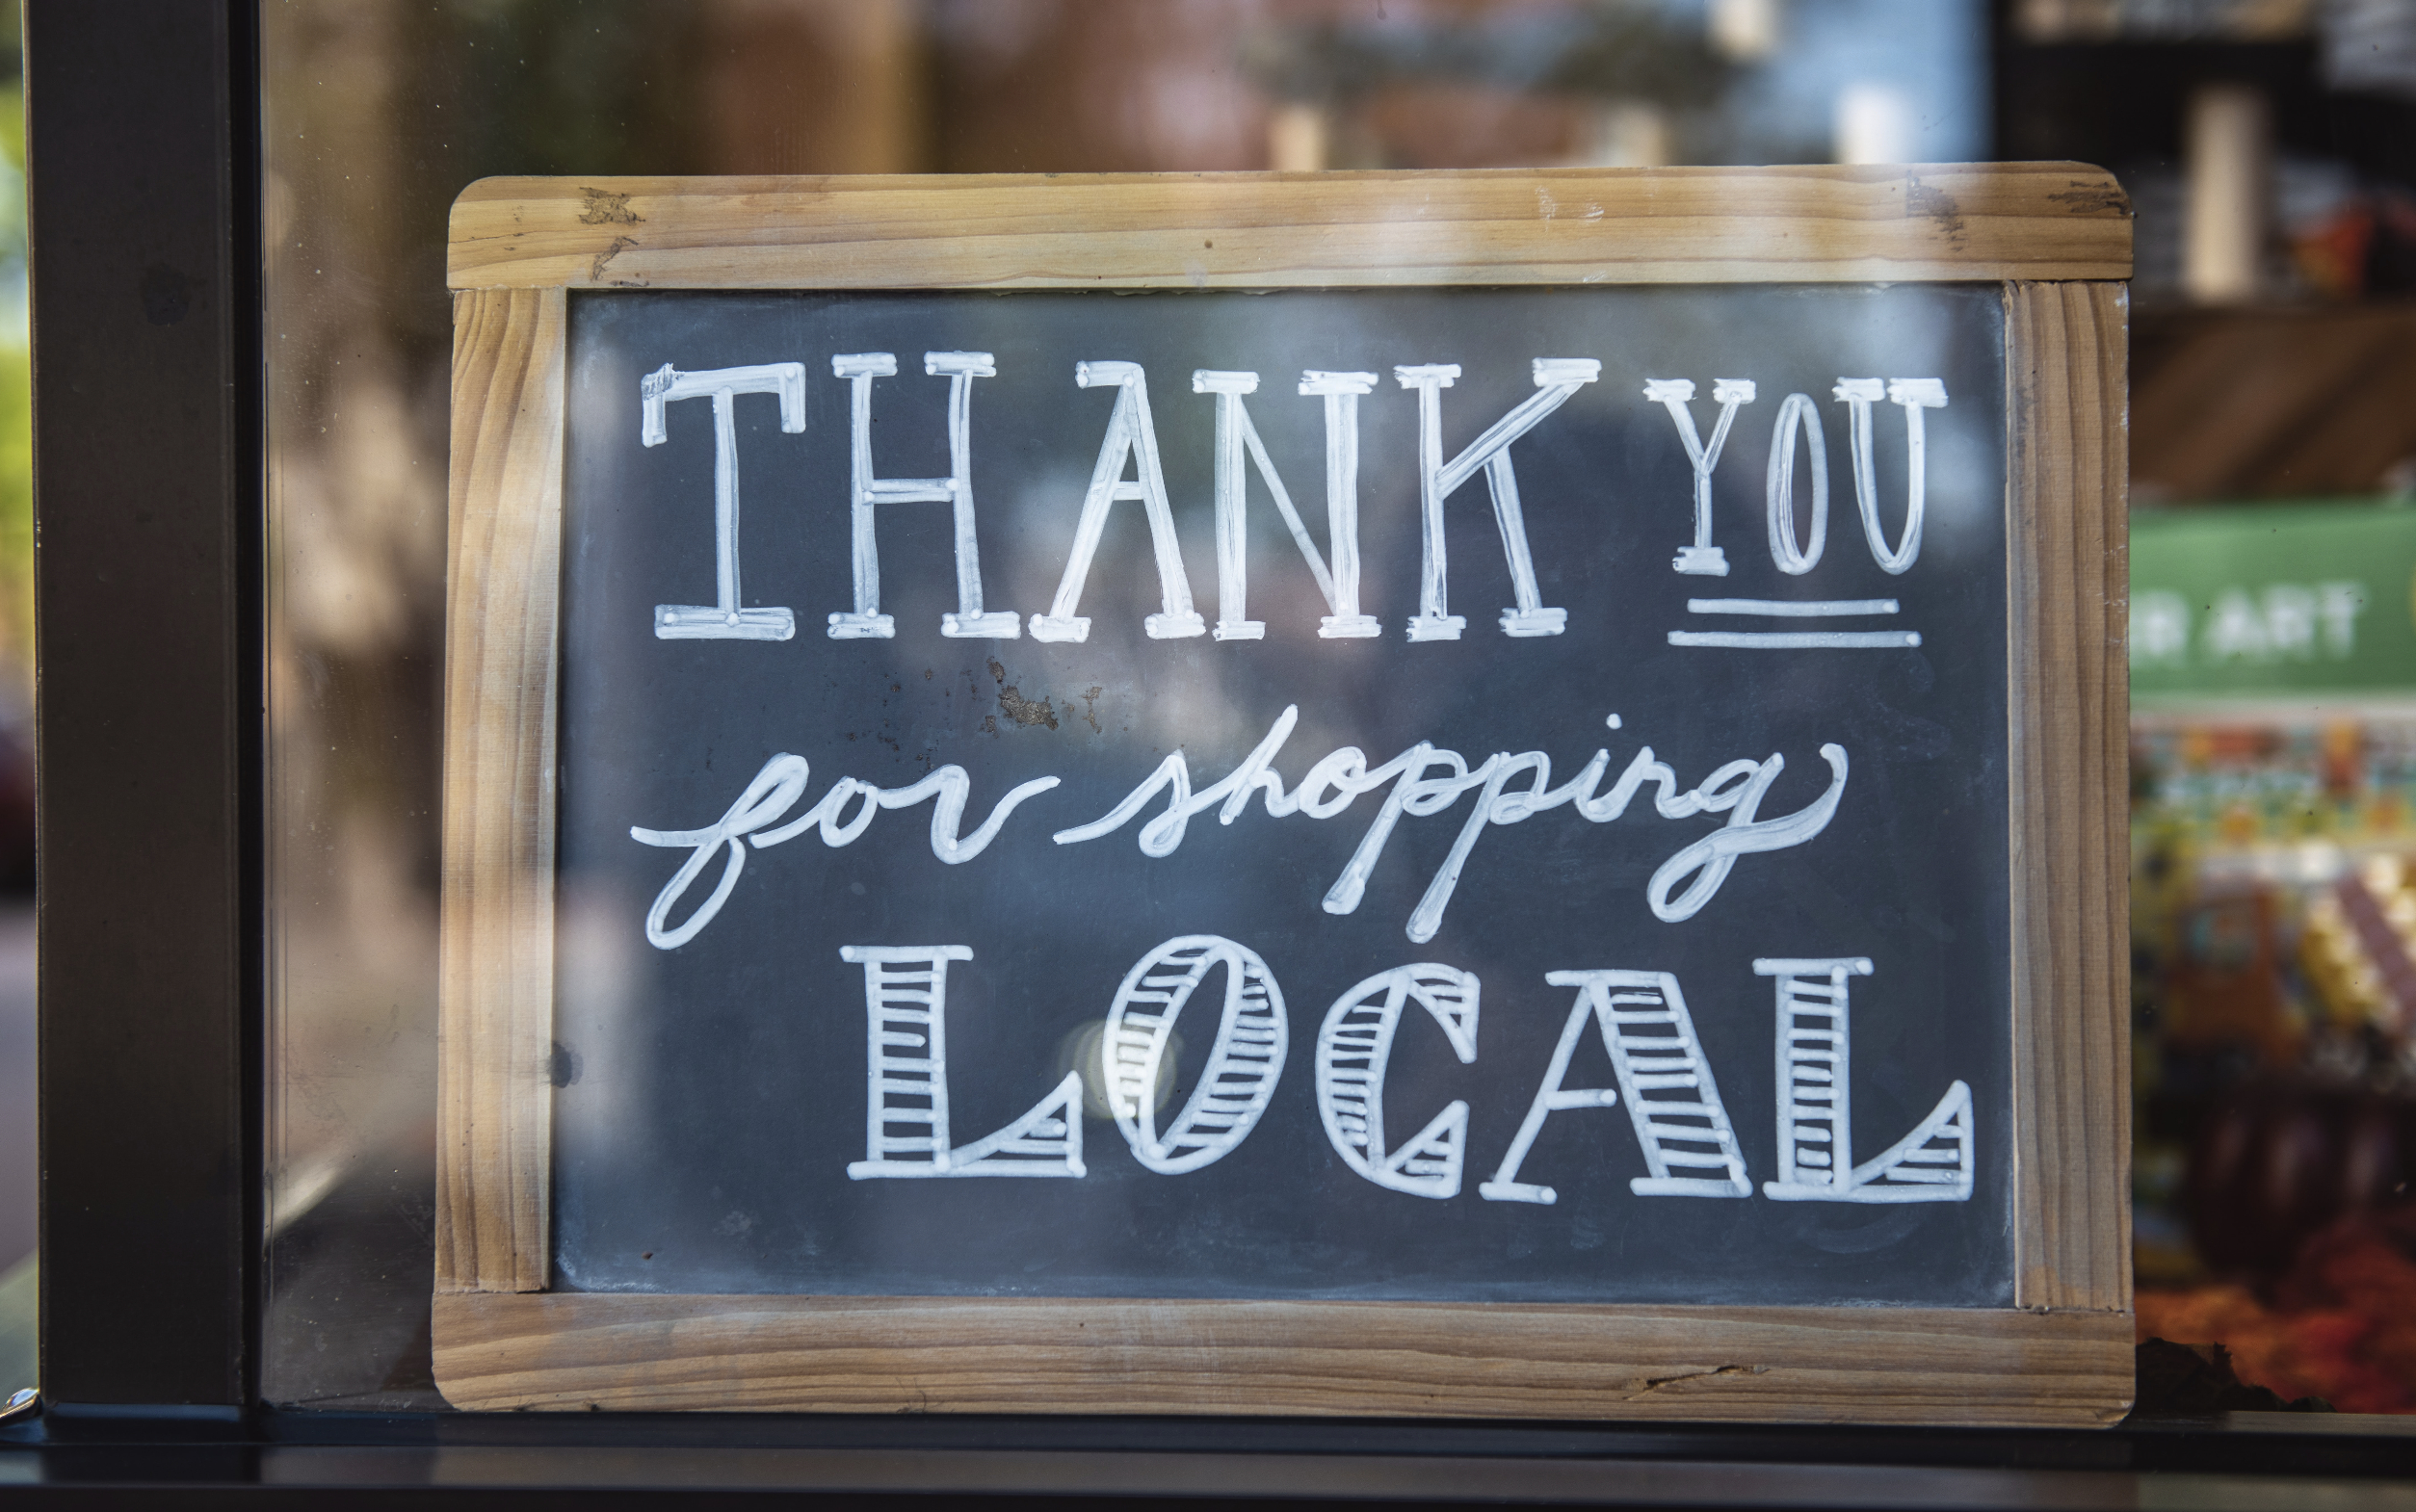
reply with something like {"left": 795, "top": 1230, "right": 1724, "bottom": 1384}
{"left": 1104, "top": 934, "right": 1288, "bottom": 1174}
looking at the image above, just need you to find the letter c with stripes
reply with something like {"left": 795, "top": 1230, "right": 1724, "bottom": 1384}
{"left": 840, "top": 946, "right": 1086, "bottom": 1179}
{"left": 1316, "top": 964, "right": 1482, "bottom": 1199}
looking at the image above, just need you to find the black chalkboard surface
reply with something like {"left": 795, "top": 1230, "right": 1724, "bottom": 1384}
{"left": 549, "top": 283, "right": 2009, "bottom": 1310}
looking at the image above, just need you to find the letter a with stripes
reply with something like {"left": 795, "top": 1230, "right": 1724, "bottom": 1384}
{"left": 1756, "top": 957, "right": 1973, "bottom": 1203}
{"left": 1480, "top": 969, "right": 1749, "bottom": 1203}
{"left": 840, "top": 946, "right": 1086, "bottom": 1180}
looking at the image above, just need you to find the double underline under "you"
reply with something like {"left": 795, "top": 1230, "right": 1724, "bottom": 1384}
{"left": 1668, "top": 598, "right": 1920, "bottom": 651}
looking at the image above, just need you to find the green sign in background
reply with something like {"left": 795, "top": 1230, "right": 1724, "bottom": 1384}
{"left": 2129, "top": 502, "right": 2416, "bottom": 698}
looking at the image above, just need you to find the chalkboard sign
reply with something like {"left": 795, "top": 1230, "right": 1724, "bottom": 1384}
{"left": 435, "top": 169, "right": 2134, "bottom": 1424}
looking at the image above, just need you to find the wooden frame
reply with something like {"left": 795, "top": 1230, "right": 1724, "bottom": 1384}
{"left": 438, "top": 167, "right": 2133, "bottom": 1422}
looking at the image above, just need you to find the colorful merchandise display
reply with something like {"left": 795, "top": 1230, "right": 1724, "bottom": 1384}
{"left": 2129, "top": 502, "right": 2416, "bottom": 1412}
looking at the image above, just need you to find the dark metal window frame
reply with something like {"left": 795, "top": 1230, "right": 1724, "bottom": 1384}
{"left": 31, "top": 0, "right": 261, "bottom": 1418}
{"left": 9, "top": 0, "right": 2416, "bottom": 1499}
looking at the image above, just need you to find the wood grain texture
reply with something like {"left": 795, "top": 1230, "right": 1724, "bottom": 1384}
{"left": 433, "top": 1292, "right": 2134, "bottom": 1425}
{"left": 2004, "top": 280, "right": 2132, "bottom": 1315}
{"left": 447, "top": 164, "right": 2132, "bottom": 292}
{"left": 437, "top": 287, "right": 565, "bottom": 1293}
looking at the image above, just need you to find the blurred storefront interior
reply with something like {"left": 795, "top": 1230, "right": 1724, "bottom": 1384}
{"left": 244, "top": 0, "right": 2416, "bottom": 1413}
{"left": 2017, "top": 0, "right": 2416, "bottom": 1417}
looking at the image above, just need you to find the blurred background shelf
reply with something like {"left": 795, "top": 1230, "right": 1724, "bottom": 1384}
{"left": 1996, "top": 0, "right": 2416, "bottom": 1419}
{"left": 2131, "top": 302, "right": 2416, "bottom": 503}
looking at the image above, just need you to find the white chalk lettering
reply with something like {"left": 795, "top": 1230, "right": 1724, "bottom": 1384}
{"left": 1645, "top": 746, "right": 1848, "bottom": 923}
{"left": 827, "top": 352, "right": 1020, "bottom": 641}
{"left": 1479, "top": 968, "right": 1748, "bottom": 1203}
{"left": 1646, "top": 377, "right": 1755, "bottom": 576}
{"left": 1833, "top": 377, "right": 1947, "bottom": 574}
{"left": 641, "top": 360, "right": 808, "bottom": 640}
{"left": 1315, "top": 964, "right": 1481, "bottom": 1199}
{"left": 631, "top": 756, "right": 1060, "bottom": 950}
{"left": 841, "top": 945, "right": 1086, "bottom": 1179}
{"left": 1755, "top": 957, "right": 1974, "bottom": 1202}
{"left": 1301, "top": 371, "right": 1382, "bottom": 638}
{"left": 1056, "top": 711, "right": 1851, "bottom": 940}
{"left": 1105, "top": 935, "right": 1288, "bottom": 1174}
{"left": 1030, "top": 361, "right": 1204, "bottom": 643}
{"left": 1393, "top": 359, "right": 1599, "bottom": 640}
{"left": 1195, "top": 370, "right": 1336, "bottom": 641}
{"left": 1765, "top": 392, "right": 1829, "bottom": 575}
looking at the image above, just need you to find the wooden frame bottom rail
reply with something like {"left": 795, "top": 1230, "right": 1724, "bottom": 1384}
{"left": 433, "top": 1293, "right": 2132, "bottom": 1424}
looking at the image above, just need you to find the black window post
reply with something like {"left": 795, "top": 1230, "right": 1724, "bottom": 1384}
{"left": 28, "top": 0, "right": 261, "bottom": 1416}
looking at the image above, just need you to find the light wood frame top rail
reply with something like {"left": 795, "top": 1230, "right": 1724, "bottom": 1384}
{"left": 449, "top": 164, "right": 2132, "bottom": 292}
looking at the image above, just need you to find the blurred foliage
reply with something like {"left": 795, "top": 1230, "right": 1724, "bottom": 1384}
{"left": 0, "top": 0, "right": 22, "bottom": 698}
{"left": 1239, "top": 1, "right": 1730, "bottom": 108}
{"left": 430, "top": 0, "right": 704, "bottom": 180}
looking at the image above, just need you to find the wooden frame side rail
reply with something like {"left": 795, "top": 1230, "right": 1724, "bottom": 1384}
{"left": 436, "top": 166, "right": 2134, "bottom": 1424}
